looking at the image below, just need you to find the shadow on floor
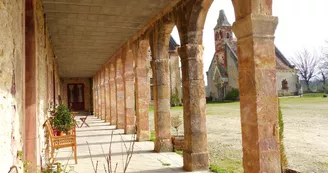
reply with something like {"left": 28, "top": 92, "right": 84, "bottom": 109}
{"left": 56, "top": 150, "right": 154, "bottom": 161}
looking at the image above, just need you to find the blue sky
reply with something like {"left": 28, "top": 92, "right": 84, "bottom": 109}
{"left": 171, "top": 0, "right": 328, "bottom": 83}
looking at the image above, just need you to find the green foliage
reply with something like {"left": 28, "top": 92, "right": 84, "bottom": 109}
{"left": 148, "top": 105, "right": 154, "bottom": 112}
{"left": 51, "top": 104, "right": 74, "bottom": 133}
{"left": 158, "top": 159, "right": 171, "bottom": 166}
{"left": 278, "top": 100, "right": 288, "bottom": 169}
{"left": 174, "top": 149, "right": 183, "bottom": 156}
{"left": 210, "top": 164, "right": 234, "bottom": 173}
{"left": 170, "top": 88, "right": 180, "bottom": 106}
{"left": 23, "top": 160, "right": 31, "bottom": 173}
{"left": 303, "top": 93, "right": 326, "bottom": 97}
{"left": 225, "top": 88, "right": 239, "bottom": 101}
{"left": 150, "top": 131, "right": 156, "bottom": 142}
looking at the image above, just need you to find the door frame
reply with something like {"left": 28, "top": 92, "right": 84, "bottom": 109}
{"left": 67, "top": 83, "right": 85, "bottom": 110}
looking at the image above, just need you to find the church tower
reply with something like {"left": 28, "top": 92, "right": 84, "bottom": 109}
{"left": 214, "top": 10, "right": 233, "bottom": 69}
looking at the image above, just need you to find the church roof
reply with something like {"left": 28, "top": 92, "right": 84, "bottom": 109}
{"left": 275, "top": 48, "right": 295, "bottom": 69}
{"left": 215, "top": 10, "right": 231, "bottom": 29}
{"left": 169, "top": 36, "right": 180, "bottom": 52}
{"left": 207, "top": 43, "right": 295, "bottom": 75}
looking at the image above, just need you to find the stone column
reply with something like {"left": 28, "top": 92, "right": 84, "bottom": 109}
{"left": 25, "top": 0, "right": 37, "bottom": 169}
{"left": 109, "top": 63, "right": 117, "bottom": 125}
{"left": 99, "top": 72, "right": 103, "bottom": 119}
{"left": 105, "top": 66, "right": 111, "bottom": 122}
{"left": 100, "top": 71, "right": 103, "bottom": 119}
{"left": 101, "top": 69, "right": 106, "bottom": 120}
{"left": 135, "top": 40, "right": 150, "bottom": 141}
{"left": 149, "top": 20, "right": 174, "bottom": 152}
{"left": 232, "top": 13, "right": 280, "bottom": 172}
{"left": 97, "top": 73, "right": 101, "bottom": 118}
{"left": 93, "top": 78, "right": 96, "bottom": 115}
{"left": 116, "top": 56, "right": 125, "bottom": 129}
{"left": 93, "top": 77, "right": 97, "bottom": 116}
{"left": 178, "top": 44, "right": 209, "bottom": 171}
{"left": 174, "top": 0, "right": 212, "bottom": 170}
{"left": 123, "top": 49, "right": 135, "bottom": 134}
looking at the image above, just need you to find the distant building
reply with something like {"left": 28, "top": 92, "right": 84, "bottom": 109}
{"left": 149, "top": 36, "right": 182, "bottom": 104}
{"left": 206, "top": 10, "right": 300, "bottom": 100}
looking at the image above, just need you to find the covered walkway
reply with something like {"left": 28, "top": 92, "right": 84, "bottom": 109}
{"left": 1, "top": 0, "right": 282, "bottom": 172}
{"left": 56, "top": 113, "right": 204, "bottom": 173}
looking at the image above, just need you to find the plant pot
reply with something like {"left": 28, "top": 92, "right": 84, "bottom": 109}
{"left": 59, "top": 131, "right": 66, "bottom": 136}
{"left": 171, "top": 135, "right": 184, "bottom": 150}
{"left": 53, "top": 129, "right": 58, "bottom": 136}
{"left": 284, "top": 169, "right": 300, "bottom": 173}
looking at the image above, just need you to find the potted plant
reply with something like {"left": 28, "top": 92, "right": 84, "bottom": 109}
{"left": 171, "top": 113, "right": 184, "bottom": 150}
{"left": 51, "top": 104, "right": 74, "bottom": 136}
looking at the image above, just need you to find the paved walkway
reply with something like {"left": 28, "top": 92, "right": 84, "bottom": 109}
{"left": 55, "top": 114, "right": 209, "bottom": 173}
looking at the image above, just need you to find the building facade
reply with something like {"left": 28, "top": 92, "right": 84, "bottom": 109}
{"left": 149, "top": 36, "right": 182, "bottom": 105}
{"left": 207, "top": 10, "right": 300, "bottom": 100}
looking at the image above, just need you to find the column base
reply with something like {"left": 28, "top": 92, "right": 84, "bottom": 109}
{"left": 183, "top": 151, "right": 209, "bottom": 171}
{"left": 116, "top": 123, "right": 124, "bottom": 129}
{"left": 110, "top": 120, "right": 116, "bottom": 126}
{"left": 137, "top": 130, "right": 150, "bottom": 142}
{"left": 154, "top": 138, "right": 173, "bottom": 152}
{"left": 124, "top": 125, "right": 136, "bottom": 134}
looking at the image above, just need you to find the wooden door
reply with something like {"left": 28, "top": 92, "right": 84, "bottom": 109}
{"left": 67, "top": 84, "right": 84, "bottom": 110}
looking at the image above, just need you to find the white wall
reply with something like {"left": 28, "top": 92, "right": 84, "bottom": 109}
{"left": 276, "top": 70, "right": 299, "bottom": 94}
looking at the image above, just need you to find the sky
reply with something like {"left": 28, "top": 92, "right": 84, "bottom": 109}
{"left": 171, "top": 0, "right": 328, "bottom": 84}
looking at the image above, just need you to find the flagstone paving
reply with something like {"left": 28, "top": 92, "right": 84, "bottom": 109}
{"left": 55, "top": 114, "right": 210, "bottom": 173}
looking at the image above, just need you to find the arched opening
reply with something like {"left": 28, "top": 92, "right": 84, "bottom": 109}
{"left": 148, "top": 18, "right": 176, "bottom": 152}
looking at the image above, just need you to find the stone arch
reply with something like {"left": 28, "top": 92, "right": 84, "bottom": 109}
{"left": 172, "top": 0, "right": 280, "bottom": 172}
{"left": 148, "top": 15, "right": 176, "bottom": 152}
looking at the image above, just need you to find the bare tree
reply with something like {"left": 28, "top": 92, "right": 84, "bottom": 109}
{"left": 291, "top": 49, "right": 319, "bottom": 91}
{"left": 319, "top": 41, "right": 328, "bottom": 84}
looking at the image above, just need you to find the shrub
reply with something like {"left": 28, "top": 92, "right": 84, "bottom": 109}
{"left": 170, "top": 88, "right": 180, "bottom": 107}
{"left": 171, "top": 113, "right": 183, "bottom": 136}
{"left": 278, "top": 100, "right": 288, "bottom": 169}
{"left": 51, "top": 104, "right": 74, "bottom": 133}
{"left": 225, "top": 88, "right": 239, "bottom": 101}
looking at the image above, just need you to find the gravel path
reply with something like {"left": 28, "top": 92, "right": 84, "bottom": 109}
{"left": 149, "top": 96, "right": 328, "bottom": 172}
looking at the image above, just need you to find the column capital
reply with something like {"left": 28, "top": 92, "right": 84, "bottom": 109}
{"left": 232, "top": 14, "right": 278, "bottom": 40}
{"left": 178, "top": 44, "right": 204, "bottom": 61}
{"left": 124, "top": 71, "right": 134, "bottom": 78}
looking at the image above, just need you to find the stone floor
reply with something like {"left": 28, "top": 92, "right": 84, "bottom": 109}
{"left": 55, "top": 113, "right": 210, "bottom": 173}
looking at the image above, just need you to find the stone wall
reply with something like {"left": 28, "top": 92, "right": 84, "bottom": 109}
{"left": 0, "top": 0, "right": 25, "bottom": 171}
{"left": 169, "top": 52, "right": 182, "bottom": 103}
{"left": 277, "top": 70, "right": 299, "bottom": 96}
{"left": 206, "top": 59, "right": 219, "bottom": 99}
{"left": 35, "top": 0, "right": 61, "bottom": 167}
{"left": 61, "top": 78, "right": 91, "bottom": 111}
{"left": 0, "top": 0, "right": 60, "bottom": 171}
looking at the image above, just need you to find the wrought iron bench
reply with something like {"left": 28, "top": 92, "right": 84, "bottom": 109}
{"left": 44, "top": 119, "right": 78, "bottom": 164}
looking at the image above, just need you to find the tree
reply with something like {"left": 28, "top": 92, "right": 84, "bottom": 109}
{"left": 291, "top": 49, "right": 319, "bottom": 92}
{"left": 319, "top": 41, "right": 328, "bottom": 85}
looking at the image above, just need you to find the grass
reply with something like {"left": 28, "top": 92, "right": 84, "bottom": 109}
{"left": 158, "top": 159, "right": 171, "bottom": 166}
{"left": 209, "top": 157, "right": 243, "bottom": 173}
{"left": 302, "top": 92, "right": 326, "bottom": 97}
{"left": 174, "top": 149, "right": 183, "bottom": 156}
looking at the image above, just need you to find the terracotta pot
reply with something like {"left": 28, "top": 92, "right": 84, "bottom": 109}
{"left": 53, "top": 129, "right": 58, "bottom": 136}
{"left": 171, "top": 135, "right": 184, "bottom": 150}
{"left": 59, "top": 131, "right": 66, "bottom": 136}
